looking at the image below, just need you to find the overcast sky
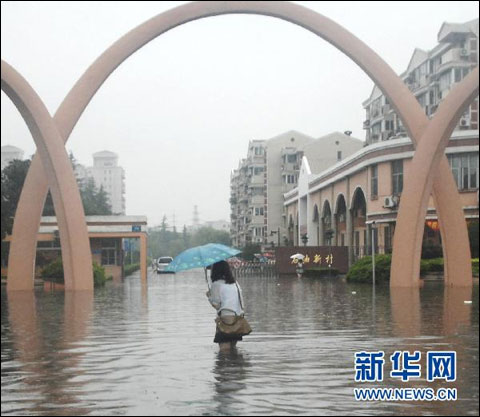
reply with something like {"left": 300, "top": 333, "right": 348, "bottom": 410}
{"left": 2, "top": 1, "right": 478, "bottom": 228}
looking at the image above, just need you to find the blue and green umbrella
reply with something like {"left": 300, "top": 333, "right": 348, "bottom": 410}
{"left": 164, "top": 243, "right": 241, "bottom": 286}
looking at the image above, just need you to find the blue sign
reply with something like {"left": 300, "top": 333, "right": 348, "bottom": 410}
{"left": 132, "top": 225, "right": 141, "bottom": 232}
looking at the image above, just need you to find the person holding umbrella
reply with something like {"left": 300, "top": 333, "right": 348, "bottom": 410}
{"left": 165, "top": 244, "right": 251, "bottom": 352}
{"left": 207, "top": 260, "right": 251, "bottom": 352}
{"left": 290, "top": 253, "right": 305, "bottom": 278}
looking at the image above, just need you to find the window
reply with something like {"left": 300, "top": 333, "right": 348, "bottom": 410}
{"left": 254, "top": 167, "right": 264, "bottom": 175}
{"left": 371, "top": 164, "right": 378, "bottom": 199}
{"left": 255, "top": 207, "right": 264, "bottom": 216}
{"left": 101, "top": 239, "right": 118, "bottom": 265}
{"left": 254, "top": 147, "right": 264, "bottom": 156}
{"left": 392, "top": 160, "right": 403, "bottom": 195}
{"left": 384, "top": 225, "right": 392, "bottom": 252}
{"left": 287, "top": 154, "right": 297, "bottom": 163}
{"left": 285, "top": 174, "right": 296, "bottom": 184}
{"left": 337, "top": 151, "right": 342, "bottom": 161}
{"left": 448, "top": 153, "right": 478, "bottom": 190}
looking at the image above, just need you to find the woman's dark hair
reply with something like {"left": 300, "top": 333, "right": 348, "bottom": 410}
{"left": 211, "top": 260, "right": 235, "bottom": 284}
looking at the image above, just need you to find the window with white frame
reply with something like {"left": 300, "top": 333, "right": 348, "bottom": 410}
{"left": 391, "top": 160, "right": 403, "bottom": 195}
{"left": 448, "top": 153, "right": 478, "bottom": 190}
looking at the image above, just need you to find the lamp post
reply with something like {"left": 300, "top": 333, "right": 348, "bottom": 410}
{"left": 325, "top": 229, "right": 334, "bottom": 278}
{"left": 371, "top": 221, "right": 377, "bottom": 287}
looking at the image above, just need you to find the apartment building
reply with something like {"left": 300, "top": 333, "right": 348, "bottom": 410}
{"left": 230, "top": 130, "right": 363, "bottom": 248}
{"left": 284, "top": 18, "right": 479, "bottom": 267}
{"left": 86, "top": 151, "right": 126, "bottom": 215}
{"left": 284, "top": 131, "right": 478, "bottom": 266}
{"left": 363, "top": 18, "right": 478, "bottom": 144}
{"left": 1, "top": 145, "right": 24, "bottom": 170}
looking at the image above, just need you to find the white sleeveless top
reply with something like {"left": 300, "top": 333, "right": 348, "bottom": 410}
{"left": 208, "top": 280, "right": 244, "bottom": 317}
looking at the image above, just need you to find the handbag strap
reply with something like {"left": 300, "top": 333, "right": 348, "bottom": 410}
{"left": 235, "top": 282, "right": 244, "bottom": 311}
{"left": 217, "top": 282, "right": 244, "bottom": 316}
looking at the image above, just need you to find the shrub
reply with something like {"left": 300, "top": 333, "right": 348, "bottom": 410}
{"left": 472, "top": 259, "right": 479, "bottom": 276}
{"left": 346, "top": 254, "right": 392, "bottom": 284}
{"left": 303, "top": 267, "right": 340, "bottom": 277}
{"left": 124, "top": 263, "right": 140, "bottom": 276}
{"left": 41, "top": 257, "right": 64, "bottom": 283}
{"left": 42, "top": 257, "right": 108, "bottom": 287}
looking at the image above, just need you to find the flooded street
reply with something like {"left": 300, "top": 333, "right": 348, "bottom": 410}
{"left": 1, "top": 271, "right": 479, "bottom": 416}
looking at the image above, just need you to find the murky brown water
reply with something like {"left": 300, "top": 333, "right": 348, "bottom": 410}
{"left": 1, "top": 271, "right": 478, "bottom": 416}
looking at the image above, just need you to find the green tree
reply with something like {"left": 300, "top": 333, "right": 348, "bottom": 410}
{"left": 1, "top": 159, "right": 31, "bottom": 240}
{"left": 80, "top": 178, "right": 112, "bottom": 215}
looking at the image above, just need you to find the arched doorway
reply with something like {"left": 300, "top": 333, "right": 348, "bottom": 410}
{"left": 350, "top": 187, "right": 367, "bottom": 260}
{"left": 312, "top": 204, "right": 320, "bottom": 246}
{"left": 334, "top": 195, "right": 347, "bottom": 247}
{"left": 322, "top": 200, "right": 333, "bottom": 246}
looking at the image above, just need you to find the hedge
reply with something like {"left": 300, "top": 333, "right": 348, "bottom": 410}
{"left": 346, "top": 256, "right": 478, "bottom": 284}
{"left": 41, "top": 257, "right": 109, "bottom": 287}
{"left": 124, "top": 263, "right": 140, "bottom": 276}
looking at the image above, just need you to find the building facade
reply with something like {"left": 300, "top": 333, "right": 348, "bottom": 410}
{"left": 230, "top": 130, "right": 363, "bottom": 248}
{"left": 1, "top": 145, "right": 24, "bottom": 170}
{"left": 284, "top": 131, "right": 478, "bottom": 265}
{"left": 363, "top": 18, "right": 479, "bottom": 144}
{"left": 86, "top": 151, "right": 126, "bottom": 215}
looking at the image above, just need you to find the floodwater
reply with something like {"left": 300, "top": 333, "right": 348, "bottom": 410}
{"left": 1, "top": 271, "right": 478, "bottom": 416}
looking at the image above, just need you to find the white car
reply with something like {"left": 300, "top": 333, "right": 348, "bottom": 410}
{"left": 156, "top": 256, "right": 174, "bottom": 274}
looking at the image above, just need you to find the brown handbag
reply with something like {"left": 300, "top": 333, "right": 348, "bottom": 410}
{"left": 215, "top": 283, "right": 252, "bottom": 336}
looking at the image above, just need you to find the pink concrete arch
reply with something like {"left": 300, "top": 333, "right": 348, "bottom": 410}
{"left": 1, "top": 61, "right": 93, "bottom": 291}
{"left": 5, "top": 1, "right": 473, "bottom": 289}
{"left": 391, "top": 68, "right": 479, "bottom": 287}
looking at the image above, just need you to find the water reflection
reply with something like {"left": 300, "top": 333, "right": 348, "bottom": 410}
{"left": 4, "top": 290, "right": 93, "bottom": 416}
{"left": 212, "top": 349, "right": 251, "bottom": 415}
{"left": 390, "top": 288, "right": 421, "bottom": 337}
{"left": 1, "top": 274, "right": 478, "bottom": 416}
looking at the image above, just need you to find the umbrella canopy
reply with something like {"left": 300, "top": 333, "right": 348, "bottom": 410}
{"left": 290, "top": 253, "right": 305, "bottom": 260}
{"left": 164, "top": 243, "right": 241, "bottom": 272}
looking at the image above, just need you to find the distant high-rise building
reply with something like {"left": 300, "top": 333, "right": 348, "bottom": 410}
{"left": 87, "top": 151, "right": 126, "bottom": 215}
{"left": 1, "top": 145, "right": 24, "bottom": 170}
{"left": 230, "top": 130, "right": 363, "bottom": 248}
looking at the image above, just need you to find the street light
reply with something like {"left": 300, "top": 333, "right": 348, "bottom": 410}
{"left": 371, "top": 221, "right": 377, "bottom": 287}
{"left": 325, "top": 229, "right": 334, "bottom": 278}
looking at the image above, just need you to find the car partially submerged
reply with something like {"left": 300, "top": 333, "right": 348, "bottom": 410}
{"left": 156, "top": 256, "right": 174, "bottom": 274}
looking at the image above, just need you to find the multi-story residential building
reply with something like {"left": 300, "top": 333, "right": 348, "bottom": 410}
{"left": 284, "top": 130, "right": 478, "bottom": 266}
{"left": 1, "top": 145, "right": 24, "bottom": 170}
{"left": 231, "top": 130, "right": 363, "bottom": 248}
{"left": 285, "top": 18, "right": 479, "bottom": 267}
{"left": 86, "top": 151, "right": 126, "bottom": 215}
{"left": 363, "top": 18, "right": 478, "bottom": 145}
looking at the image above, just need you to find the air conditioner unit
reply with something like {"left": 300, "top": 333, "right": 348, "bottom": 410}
{"left": 460, "top": 115, "right": 471, "bottom": 127}
{"left": 383, "top": 196, "right": 399, "bottom": 209}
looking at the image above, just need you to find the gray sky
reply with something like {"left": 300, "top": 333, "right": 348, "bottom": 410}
{"left": 2, "top": 1, "right": 478, "bottom": 228}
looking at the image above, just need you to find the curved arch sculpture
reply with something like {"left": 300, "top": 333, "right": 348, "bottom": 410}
{"left": 5, "top": 1, "right": 477, "bottom": 290}
{"left": 1, "top": 61, "right": 93, "bottom": 291}
{"left": 391, "top": 68, "right": 479, "bottom": 287}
